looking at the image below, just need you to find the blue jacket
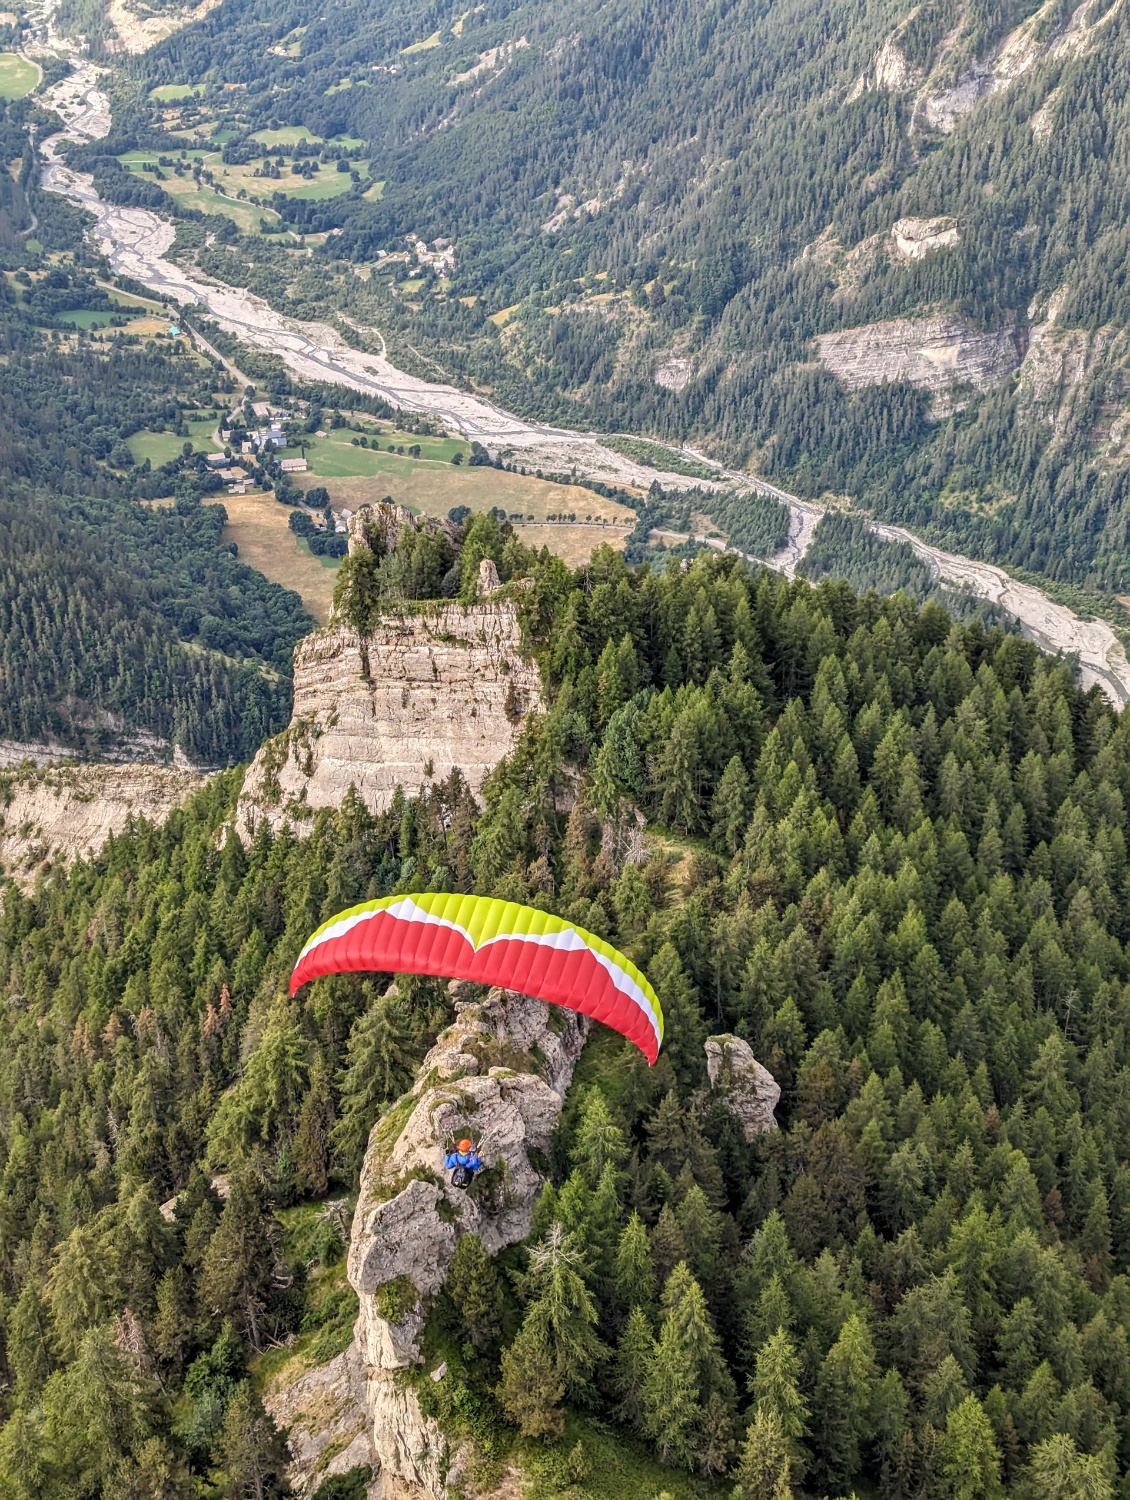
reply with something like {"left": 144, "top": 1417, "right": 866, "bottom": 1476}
{"left": 445, "top": 1150, "right": 483, "bottom": 1172}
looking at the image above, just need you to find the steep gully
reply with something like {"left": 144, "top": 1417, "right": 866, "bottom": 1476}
{"left": 31, "top": 48, "right": 1130, "bottom": 708}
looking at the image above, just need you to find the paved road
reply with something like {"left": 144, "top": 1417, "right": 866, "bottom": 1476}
{"left": 32, "top": 47, "right": 1130, "bottom": 706}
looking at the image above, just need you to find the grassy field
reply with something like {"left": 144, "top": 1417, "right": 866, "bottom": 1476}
{"left": 293, "top": 460, "right": 635, "bottom": 571}
{"left": 207, "top": 490, "right": 339, "bottom": 622}
{"left": 401, "top": 28, "right": 441, "bottom": 52}
{"left": 149, "top": 83, "right": 202, "bottom": 101}
{"left": 250, "top": 125, "right": 323, "bottom": 147}
{"left": 511, "top": 521, "right": 629, "bottom": 565}
{"left": 302, "top": 426, "right": 468, "bottom": 478}
{"left": 119, "top": 149, "right": 358, "bottom": 224}
{"left": 0, "top": 53, "right": 40, "bottom": 100}
{"left": 128, "top": 430, "right": 191, "bottom": 466}
{"left": 56, "top": 308, "right": 135, "bottom": 329}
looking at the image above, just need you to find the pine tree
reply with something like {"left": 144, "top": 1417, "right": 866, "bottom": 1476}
{"left": 445, "top": 1233, "right": 504, "bottom": 1357}
{"left": 573, "top": 1090, "right": 628, "bottom": 1186}
{"left": 199, "top": 1170, "right": 279, "bottom": 1352}
{"left": 6, "top": 1281, "right": 57, "bottom": 1398}
{"left": 751, "top": 1329, "right": 809, "bottom": 1480}
{"left": 813, "top": 1312, "right": 878, "bottom": 1489}
{"left": 497, "top": 1319, "right": 565, "bottom": 1438}
{"left": 613, "top": 1305, "right": 655, "bottom": 1429}
{"left": 1020, "top": 1433, "right": 1115, "bottom": 1500}
{"left": 523, "top": 1224, "right": 605, "bottom": 1398}
{"left": 216, "top": 1382, "right": 291, "bottom": 1498}
{"left": 659, "top": 1261, "right": 732, "bottom": 1404}
{"left": 294, "top": 1052, "right": 335, "bottom": 1197}
{"left": 640, "top": 1316, "right": 703, "bottom": 1468}
{"left": 333, "top": 986, "right": 416, "bottom": 1170}
{"left": 711, "top": 754, "right": 751, "bottom": 855}
{"left": 939, "top": 1395, "right": 1003, "bottom": 1500}
{"left": 651, "top": 1203, "right": 686, "bottom": 1284}
{"left": 736, "top": 1407, "right": 793, "bottom": 1500}
{"left": 151, "top": 1266, "right": 195, "bottom": 1368}
{"left": 613, "top": 1212, "right": 658, "bottom": 1315}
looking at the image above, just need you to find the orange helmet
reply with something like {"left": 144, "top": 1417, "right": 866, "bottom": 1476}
{"left": 457, "top": 1139, "right": 472, "bottom": 1152}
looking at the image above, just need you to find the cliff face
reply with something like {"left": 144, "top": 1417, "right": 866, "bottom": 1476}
{"left": 0, "top": 763, "right": 207, "bottom": 888}
{"left": 817, "top": 316, "right": 1026, "bottom": 405}
{"left": 236, "top": 604, "right": 540, "bottom": 837}
{"left": 235, "top": 504, "right": 542, "bottom": 837}
{"left": 348, "top": 983, "right": 588, "bottom": 1497}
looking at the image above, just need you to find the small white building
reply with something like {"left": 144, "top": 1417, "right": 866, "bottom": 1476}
{"left": 280, "top": 457, "right": 308, "bottom": 473}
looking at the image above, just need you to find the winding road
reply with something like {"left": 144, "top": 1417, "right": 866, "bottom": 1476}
{"left": 31, "top": 46, "right": 1130, "bottom": 707}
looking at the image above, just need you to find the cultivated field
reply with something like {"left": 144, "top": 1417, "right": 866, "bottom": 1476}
{"left": 295, "top": 456, "right": 636, "bottom": 527}
{"left": 0, "top": 53, "right": 40, "bottom": 100}
{"left": 149, "top": 83, "right": 202, "bottom": 101}
{"left": 511, "top": 521, "right": 630, "bottom": 566}
{"left": 206, "top": 490, "right": 339, "bottom": 622}
{"left": 118, "top": 146, "right": 362, "bottom": 229}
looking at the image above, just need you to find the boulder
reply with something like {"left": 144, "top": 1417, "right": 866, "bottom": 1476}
{"left": 705, "top": 1034, "right": 780, "bottom": 1140}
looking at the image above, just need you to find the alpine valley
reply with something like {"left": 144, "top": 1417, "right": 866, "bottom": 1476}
{"left": 0, "top": 3, "right": 1129, "bottom": 1500}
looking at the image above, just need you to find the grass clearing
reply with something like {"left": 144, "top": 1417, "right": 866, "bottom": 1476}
{"left": 511, "top": 521, "right": 628, "bottom": 566}
{"left": 250, "top": 125, "right": 323, "bottom": 147}
{"left": 206, "top": 489, "right": 339, "bottom": 623}
{"left": 294, "top": 462, "right": 635, "bottom": 569}
{"left": 402, "top": 28, "right": 442, "bottom": 52}
{"left": 519, "top": 1412, "right": 732, "bottom": 1500}
{"left": 149, "top": 82, "right": 202, "bottom": 101}
{"left": 0, "top": 54, "right": 40, "bottom": 100}
{"left": 56, "top": 308, "right": 136, "bottom": 329}
{"left": 155, "top": 175, "right": 275, "bottom": 232}
{"left": 301, "top": 426, "right": 468, "bottom": 478}
{"left": 128, "top": 430, "right": 192, "bottom": 466}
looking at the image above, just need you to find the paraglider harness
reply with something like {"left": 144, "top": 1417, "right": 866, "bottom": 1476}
{"left": 445, "top": 1134, "right": 486, "bottom": 1189}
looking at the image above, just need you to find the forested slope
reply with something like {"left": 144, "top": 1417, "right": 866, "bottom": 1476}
{"left": 3, "top": 541, "right": 1130, "bottom": 1495}
{"left": 0, "top": 94, "right": 312, "bottom": 762}
{"left": 116, "top": 0, "right": 1130, "bottom": 593}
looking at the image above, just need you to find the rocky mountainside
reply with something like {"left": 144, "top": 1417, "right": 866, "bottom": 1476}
{"left": 347, "top": 982, "right": 590, "bottom": 1496}
{"left": 236, "top": 505, "right": 542, "bottom": 840}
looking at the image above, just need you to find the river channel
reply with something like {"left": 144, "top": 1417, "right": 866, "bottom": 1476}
{"left": 31, "top": 45, "right": 1130, "bottom": 708}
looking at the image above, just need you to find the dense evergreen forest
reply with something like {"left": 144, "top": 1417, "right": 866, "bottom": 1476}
{"left": 0, "top": 94, "right": 312, "bottom": 762}
{"left": 104, "top": 0, "right": 1130, "bottom": 594}
{"left": 4, "top": 537, "right": 1130, "bottom": 1496}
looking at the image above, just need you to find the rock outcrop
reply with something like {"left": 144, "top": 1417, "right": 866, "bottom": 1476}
{"left": 891, "top": 216, "right": 960, "bottom": 262}
{"left": 235, "top": 503, "right": 542, "bottom": 838}
{"left": 349, "top": 983, "right": 589, "bottom": 1496}
{"left": 705, "top": 1034, "right": 780, "bottom": 1140}
{"left": 817, "top": 316, "right": 1025, "bottom": 407}
{"left": 0, "top": 762, "right": 207, "bottom": 888}
{"left": 263, "top": 1342, "right": 377, "bottom": 1498}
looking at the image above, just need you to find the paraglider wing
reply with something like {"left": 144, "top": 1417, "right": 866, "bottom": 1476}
{"left": 290, "top": 893, "right": 663, "bottom": 1063}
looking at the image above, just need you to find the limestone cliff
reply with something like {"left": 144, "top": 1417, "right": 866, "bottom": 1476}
{"left": 348, "top": 982, "right": 588, "bottom": 1497}
{"left": 816, "top": 316, "right": 1025, "bottom": 412}
{"left": 0, "top": 762, "right": 207, "bottom": 888}
{"left": 235, "top": 505, "right": 542, "bottom": 838}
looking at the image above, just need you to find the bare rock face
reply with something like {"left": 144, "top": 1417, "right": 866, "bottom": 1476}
{"left": 817, "top": 316, "right": 1025, "bottom": 404}
{"left": 705, "top": 1034, "right": 780, "bottom": 1141}
{"left": 0, "top": 762, "right": 207, "bottom": 889}
{"left": 349, "top": 984, "right": 589, "bottom": 1497}
{"left": 235, "top": 499, "right": 541, "bottom": 839}
{"left": 891, "top": 216, "right": 960, "bottom": 262}
{"left": 262, "top": 1342, "right": 377, "bottom": 1498}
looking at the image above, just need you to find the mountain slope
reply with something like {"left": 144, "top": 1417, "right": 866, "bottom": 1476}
{"left": 114, "top": 0, "right": 1130, "bottom": 592}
